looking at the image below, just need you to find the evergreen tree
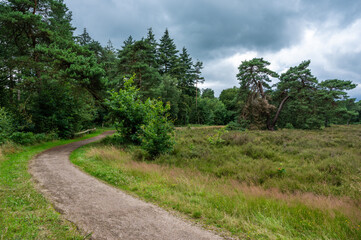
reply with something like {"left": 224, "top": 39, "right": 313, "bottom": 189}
{"left": 177, "top": 47, "right": 194, "bottom": 94}
{"left": 145, "top": 28, "right": 159, "bottom": 70}
{"left": 237, "top": 58, "right": 278, "bottom": 129}
{"left": 123, "top": 35, "right": 134, "bottom": 47}
{"left": 158, "top": 29, "right": 179, "bottom": 76}
{"left": 0, "top": 0, "right": 103, "bottom": 135}
{"left": 219, "top": 87, "right": 240, "bottom": 123}
{"left": 76, "top": 28, "right": 92, "bottom": 46}
{"left": 201, "top": 88, "right": 214, "bottom": 99}
{"left": 270, "top": 60, "right": 320, "bottom": 130}
{"left": 117, "top": 39, "right": 161, "bottom": 99}
{"left": 317, "top": 79, "right": 357, "bottom": 126}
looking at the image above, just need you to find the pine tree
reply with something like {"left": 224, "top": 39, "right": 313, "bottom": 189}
{"left": 145, "top": 28, "right": 159, "bottom": 70}
{"left": 158, "top": 29, "right": 179, "bottom": 76}
{"left": 237, "top": 58, "right": 278, "bottom": 129}
{"left": 118, "top": 39, "right": 161, "bottom": 99}
{"left": 177, "top": 47, "right": 194, "bottom": 94}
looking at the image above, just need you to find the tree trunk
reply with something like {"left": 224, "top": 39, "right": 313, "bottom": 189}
{"left": 267, "top": 95, "right": 289, "bottom": 130}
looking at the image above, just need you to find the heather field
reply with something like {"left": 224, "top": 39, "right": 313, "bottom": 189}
{"left": 71, "top": 125, "right": 361, "bottom": 239}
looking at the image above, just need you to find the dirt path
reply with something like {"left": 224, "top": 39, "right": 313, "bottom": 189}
{"left": 29, "top": 131, "right": 223, "bottom": 240}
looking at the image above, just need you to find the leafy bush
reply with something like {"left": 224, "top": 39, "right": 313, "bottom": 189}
{"left": 226, "top": 119, "right": 249, "bottom": 131}
{"left": 9, "top": 132, "right": 58, "bottom": 145}
{"left": 101, "top": 134, "right": 126, "bottom": 146}
{"left": 9, "top": 132, "right": 35, "bottom": 145}
{"left": 207, "top": 128, "right": 228, "bottom": 145}
{"left": 107, "top": 77, "right": 147, "bottom": 144}
{"left": 107, "top": 77, "right": 175, "bottom": 157}
{"left": 139, "top": 100, "right": 175, "bottom": 157}
{"left": 0, "top": 107, "right": 14, "bottom": 144}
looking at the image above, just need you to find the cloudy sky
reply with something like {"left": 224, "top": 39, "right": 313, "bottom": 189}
{"left": 64, "top": 0, "right": 361, "bottom": 99}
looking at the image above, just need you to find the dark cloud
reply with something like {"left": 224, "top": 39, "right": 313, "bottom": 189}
{"left": 64, "top": 0, "right": 361, "bottom": 99}
{"left": 65, "top": 0, "right": 304, "bottom": 57}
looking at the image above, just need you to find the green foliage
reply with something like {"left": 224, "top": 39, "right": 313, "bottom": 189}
{"left": 158, "top": 29, "right": 179, "bottom": 76}
{"left": 219, "top": 87, "right": 240, "bottom": 123}
{"left": 237, "top": 58, "right": 278, "bottom": 129}
{"left": 191, "top": 98, "right": 227, "bottom": 125}
{"left": 207, "top": 128, "right": 228, "bottom": 145}
{"left": 106, "top": 76, "right": 146, "bottom": 143}
{"left": 106, "top": 77, "right": 174, "bottom": 156}
{"left": 0, "top": 107, "right": 14, "bottom": 143}
{"left": 201, "top": 88, "right": 215, "bottom": 99}
{"left": 117, "top": 39, "right": 161, "bottom": 99}
{"left": 152, "top": 75, "right": 181, "bottom": 121}
{"left": 236, "top": 58, "right": 359, "bottom": 130}
{"left": 140, "top": 100, "right": 175, "bottom": 157}
{"left": 226, "top": 120, "right": 248, "bottom": 131}
{"left": 9, "top": 132, "right": 57, "bottom": 145}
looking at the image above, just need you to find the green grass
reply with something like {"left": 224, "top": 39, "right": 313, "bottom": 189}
{"left": 0, "top": 129, "right": 108, "bottom": 240}
{"left": 71, "top": 125, "right": 361, "bottom": 239}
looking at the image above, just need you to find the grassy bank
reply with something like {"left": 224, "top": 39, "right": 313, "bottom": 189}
{"left": 0, "top": 130, "right": 108, "bottom": 239}
{"left": 71, "top": 125, "right": 361, "bottom": 239}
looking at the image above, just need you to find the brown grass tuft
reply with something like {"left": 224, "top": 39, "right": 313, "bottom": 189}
{"left": 86, "top": 146, "right": 130, "bottom": 163}
{"left": 227, "top": 179, "right": 361, "bottom": 222}
{"left": 0, "top": 149, "right": 3, "bottom": 162}
{"left": 0, "top": 142, "right": 21, "bottom": 155}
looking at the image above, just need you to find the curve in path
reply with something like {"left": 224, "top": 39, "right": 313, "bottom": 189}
{"left": 29, "top": 131, "right": 223, "bottom": 240}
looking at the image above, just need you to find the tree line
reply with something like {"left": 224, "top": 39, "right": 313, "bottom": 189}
{"left": 0, "top": 0, "right": 360, "bottom": 144}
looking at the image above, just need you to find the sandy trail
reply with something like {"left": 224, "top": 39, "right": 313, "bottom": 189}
{"left": 29, "top": 131, "right": 223, "bottom": 240}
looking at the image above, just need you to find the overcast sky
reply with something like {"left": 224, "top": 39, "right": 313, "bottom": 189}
{"left": 64, "top": 0, "right": 361, "bottom": 99}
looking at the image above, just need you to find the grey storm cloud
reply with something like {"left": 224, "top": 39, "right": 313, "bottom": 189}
{"left": 64, "top": 0, "right": 361, "bottom": 99}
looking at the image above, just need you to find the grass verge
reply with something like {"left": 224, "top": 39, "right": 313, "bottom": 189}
{"left": 0, "top": 129, "right": 108, "bottom": 239}
{"left": 71, "top": 125, "right": 361, "bottom": 240}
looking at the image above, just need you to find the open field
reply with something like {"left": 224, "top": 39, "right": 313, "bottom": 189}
{"left": 0, "top": 130, "right": 108, "bottom": 239}
{"left": 71, "top": 125, "right": 361, "bottom": 239}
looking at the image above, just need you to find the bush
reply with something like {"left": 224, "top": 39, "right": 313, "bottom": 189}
{"left": 226, "top": 119, "right": 249, "bottom": 131}
{"left": 139, "top": 100, "right": 175, "bottom": 157}
{"left": 0, "top": 108, "right": 14, "bottom": 144}
{"left": 9, "top": 132, "right": 36, "bottom": 145}
{"left": 101, "top": 134, "right": 125, "bottom": 146}
{"left": 9, "top": 132, "right": 58, "bottom": 145}
{"left": 207, "top": 128, "right": 228, "bottom": 145}
{"left": 107, "top": 77, "right": 175, "bottom": 157}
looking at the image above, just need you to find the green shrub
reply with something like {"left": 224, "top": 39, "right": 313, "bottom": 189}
{"left": 0, "top": 107, "right": 14, "bottom": 144}
{"left": 10, "top": 132, "right": 35, "bottom": 145}
{"left": 226, "top": 119, "right": 249, "bottom": 131}
{"left": 106, "top": 76, "right": 175, "bottom": 157}
{"left": 101, "top": 134, "right": 125, "bottom": 146}
{"left": 9, "top": 132, "right": 58, "bottom": 145}
{"left": 139, "top": 100, "right": 175, "bottom": 157}
{"left": 207, "top": 128, "right": 228, "bottom": 145}
{"left": 226, "top": 121, "right": 242, "bottom": 130}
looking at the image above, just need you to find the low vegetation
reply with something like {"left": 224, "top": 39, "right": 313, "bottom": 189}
{"left": 71, "top": 125, "right": 361, "bottom": 239}
{"left": 0, "top": 130, "right": 106, "bottom": 239}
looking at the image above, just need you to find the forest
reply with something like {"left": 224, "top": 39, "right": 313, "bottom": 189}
{"left": 1, "top": 0, "right": 361, "bottom": 146}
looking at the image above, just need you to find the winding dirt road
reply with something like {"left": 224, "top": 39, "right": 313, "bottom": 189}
{"left": 29, "top": 131, "right": 223, "bottom": 240}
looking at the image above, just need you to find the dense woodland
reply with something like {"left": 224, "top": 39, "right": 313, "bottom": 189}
{"left": 1, "top": 0, "right": 361, "bottom": 144}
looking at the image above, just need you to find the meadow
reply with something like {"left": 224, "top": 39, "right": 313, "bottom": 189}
{"left": 71, "top": 125, "right": 361, "bottom": 239}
